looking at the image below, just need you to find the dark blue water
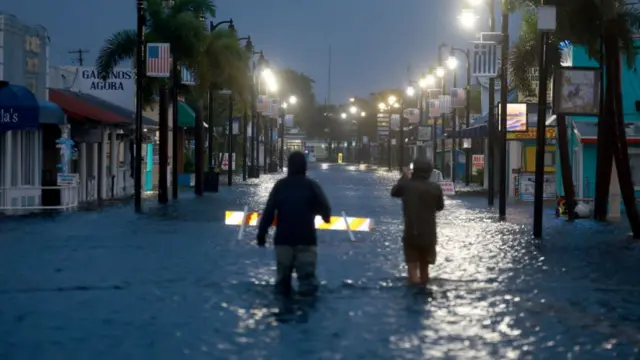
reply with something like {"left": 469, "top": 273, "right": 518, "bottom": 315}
{"left": 1, "top": 163, "right": 639, "bottom": 359}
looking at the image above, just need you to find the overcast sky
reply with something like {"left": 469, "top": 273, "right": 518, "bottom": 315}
{"left": 3, "top": 0, "right": 522, "bottom": 105}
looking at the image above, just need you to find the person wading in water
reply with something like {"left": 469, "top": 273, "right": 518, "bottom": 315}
{"left": 391, "top": 157, "right": 444, "bottom": 285}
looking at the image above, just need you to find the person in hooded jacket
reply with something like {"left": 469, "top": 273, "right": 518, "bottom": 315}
{"left": 257, "top": 151, "right": 332, "bottom": 297}
{"left": 391, "top": 157, "right": 444, "bottom": 285}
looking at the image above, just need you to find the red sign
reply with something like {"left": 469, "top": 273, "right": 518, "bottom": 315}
{"left": 472, "top": 154, "right": 484, "bottom": 169}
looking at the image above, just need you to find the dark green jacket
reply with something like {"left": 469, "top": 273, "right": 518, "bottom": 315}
{"left": 390, "top": 163, "right": 444, "bottom": 247}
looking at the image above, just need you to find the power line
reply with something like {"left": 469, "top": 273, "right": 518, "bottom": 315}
{"left": 68, "top": 49, "right": 89, "bottom": 66}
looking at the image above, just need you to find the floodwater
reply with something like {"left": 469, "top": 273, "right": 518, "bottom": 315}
{"left": 1, "top": 163, "right": 639, "bottom": 359}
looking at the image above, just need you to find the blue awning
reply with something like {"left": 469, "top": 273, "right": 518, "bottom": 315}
{"left": 0, "top": 82, "right": 39, "bottom": 131}
{"left": 38, "top": 99, "right": 66, "bottom": 125}
{"left": 449, "top": 124, "right": 488, "bottom": 139}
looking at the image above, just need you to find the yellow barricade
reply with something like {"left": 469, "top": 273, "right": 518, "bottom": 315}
{"left": 224, "top": 211, "right": 374, "bottom": 232}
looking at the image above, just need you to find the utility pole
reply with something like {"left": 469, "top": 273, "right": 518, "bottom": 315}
{"left": 68, "top": 49, "right": 89, "bottom": 66}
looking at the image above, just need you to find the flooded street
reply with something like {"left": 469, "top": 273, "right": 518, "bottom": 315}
{"left": 1, "top": 163, "right": 639, "bottom": 359}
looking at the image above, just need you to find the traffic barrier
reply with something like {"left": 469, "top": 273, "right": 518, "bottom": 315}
{"left": 225, "top": 209, "right": 373, "bottom": 241}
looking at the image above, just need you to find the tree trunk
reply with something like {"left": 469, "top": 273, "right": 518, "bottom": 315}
{"left": 194, "top": 100, "right": 204, "bottom": 196}
{"left": 603, "top": 21, "right": 640, "bottom": 237}
{"left": 158, "top": 85, "right": 169, "bottom": 204}
{"left": 557, "top": 114, "right": 576, "bottom": 220}
{"left": 593, "top": 39, "right": 612, "bottom": 220}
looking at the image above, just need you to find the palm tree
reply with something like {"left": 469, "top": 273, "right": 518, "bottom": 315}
{"left": 509, "top": 0, "right": 640, "bottom": 236}
{"left": 95, "top": 0, "right": 215, "bottom": 106}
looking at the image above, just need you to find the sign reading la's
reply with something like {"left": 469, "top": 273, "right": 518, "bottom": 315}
{"left": 81, "top": 69, "right": 133, "bottom": 91}
{"left": 0, "top": 108, "right": 19, "bottom": 123}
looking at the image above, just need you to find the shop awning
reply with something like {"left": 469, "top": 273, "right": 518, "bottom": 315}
{"left": 0, "top": 82, "right": 67, "bottom": 130}
{"left": 448, "top": 124, "right": 488, "bottom": 139}
{"left": 177, "top": 101, "right": 207, "bottom": 128}
{"left": 573, "top": 121, "right": 640, "bottom": 144}
{"left": 0, "top": 81, "right": 40, "bottom": 131}
{"left": 38, "top": 100, "right": 66, "bottom": 125}
{"left": 62, "top": 89, "right": 157, "bottom": 127}
{"left": 50, "top": 88, "right": 130, "bottom": 124}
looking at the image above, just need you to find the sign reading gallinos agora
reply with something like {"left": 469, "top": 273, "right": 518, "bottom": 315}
{"left": 62, "top": 66, "right": 135, "bottom": 111}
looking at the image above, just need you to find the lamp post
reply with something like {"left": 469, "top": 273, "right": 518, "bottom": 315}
{"left": 249, "top": 50, "right": 267, "bottom": 178}
{"left": 238, "top": 36, "right": 251, "bottom": 181}
{"left": 461, "top": 0, "right": 497, "bottom": 207}
{"left": 279, "top": 95, "right": 297, "bottom": 171}
{"left": 435, "top": 60, "right": 446, "bottom": 174}
{"left": 382, "top": 96, "right": 400, "bottom": 171}
{"left": 134, "top": 0, "right": 145, "bottom": 212}
{"left": 340, "top": 104, "right": 366, "bottom": 163}
{"left": 447, "top": 48, "right": 472, "bottom": 185}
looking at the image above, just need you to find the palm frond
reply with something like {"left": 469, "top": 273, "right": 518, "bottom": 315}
{"left": 168, "top": 0, "right": 215, "bottom": 19}
{"left": 95, "top": 30, "right": 138, "bottom": 81}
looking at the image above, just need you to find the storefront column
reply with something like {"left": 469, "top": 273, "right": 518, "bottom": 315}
{"left": 79, "top": 142, "right": 87, "bottom": 202}
{"left": 508, "top": 141, "right": 522, "bottom": 200}
{"left": 109, "top": 129, "right": 118, "bottom": 197}
{"left": 483, "top": 138, "right": 489, "bottom": 189}
{"left": 609, "top": 160, "right": 621, "bottom": 219}
{"left": 2, "top": 131, "right": 12, "bottom": 194}
{"left": 99, "top": 128, "right": 108, "bottom": 199}
{"left": 15, "top": 132, "right": 22, "bottom": 187}
{"left": 32, "top": 131, "right": 40, "bottom": 187}
{"left": 92, "top": 142, "right": 98, "bottom": 201}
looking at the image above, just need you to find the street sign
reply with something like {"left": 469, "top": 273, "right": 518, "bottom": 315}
{"left": 471, "top": 42, "right": 500, "bottom": 77}
{"left": 480, "top": 32, "right": 502, "bottom": 43}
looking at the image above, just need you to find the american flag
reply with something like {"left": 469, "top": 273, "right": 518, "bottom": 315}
{"left": 450, "top": 88, "right": 466, "bottom": 108}
{"left": 181, "top": 66, "right": 196, "bottom": 85}
{"left": 146, "top": 43, "right": 171, "bottom": 78}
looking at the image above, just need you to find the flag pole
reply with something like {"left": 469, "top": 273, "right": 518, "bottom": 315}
{"left": 134, "top": 0, "right": 145, "bottom": 212}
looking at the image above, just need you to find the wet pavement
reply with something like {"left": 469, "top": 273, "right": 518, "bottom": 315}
{"left": 1, "top": 162, "right": 640, "bottom": 359}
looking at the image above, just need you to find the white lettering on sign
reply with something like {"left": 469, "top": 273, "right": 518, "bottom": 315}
{"left": 0, "top": 108, "right": 19, "bottom": 123}
{"left": 438, "top": 181, "right": 456, "bottom": 196}
{"left": 81, "top": 69, "right": 133, "bottom": 91}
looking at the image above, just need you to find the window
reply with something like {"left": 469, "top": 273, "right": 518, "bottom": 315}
{"left": 544, "top": 151, "right": 555, "bottom": 167}
{"left": 629, "top": 150, "right": 640, "bottom": 189}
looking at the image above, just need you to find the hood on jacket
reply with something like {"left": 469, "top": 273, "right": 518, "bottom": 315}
{"left": 287, "top": 151, "right": 307, "bottom": 176}
{"left": 411, "top": 157, "right": 433, "bottom": 179}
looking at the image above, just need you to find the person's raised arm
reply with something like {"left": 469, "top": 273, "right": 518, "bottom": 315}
{"left": 310, "top": 180, "right": 331, "bottom": 223}
{"left": 391, "top": 172, "right": 410, "bottom": 198}
{"left": 257, "top": 181, "right": 280, "bottom": 245}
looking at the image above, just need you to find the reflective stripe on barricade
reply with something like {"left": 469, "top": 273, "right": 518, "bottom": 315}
{"left": 224, "top": 211, "right": 373, "bottom": 232}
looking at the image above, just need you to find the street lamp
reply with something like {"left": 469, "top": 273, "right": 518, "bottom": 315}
{"left": 360, "top": 111, "right": 366, "bottom": 117}
{"left": 378, "top": 102, "right": 386, "bottom": 111}
{"left": 458, "top": 9, "right": 479, "bottom": 29}
{"left": 279, "top": 95, "right": 298, "bottom": 170}
{"left": 406, "top": 86, "right": 416, "bottom": 97}
{"left": 349, "top": 97, "right": 355, "bottom": 103}
{"left": 341, "top": 112, "right": 347, "bottom": 119}
{"left": 435, "top": 66, "right": 445, "bottom": 78}
{"left": 446, "top": 55, "right": 459, "bottom": 70}
{"left": 388, "top": 95, "right": 397, "bottom": 106}
{"left": 349, "top": 105, "right": 357, "bottom": 114}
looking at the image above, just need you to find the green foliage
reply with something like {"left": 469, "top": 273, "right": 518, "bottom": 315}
{"left": 509, "top": 0, "right": 640, "bottom": 93}
{"left": 95, "top": 0, "right": 248, "bottom": 108}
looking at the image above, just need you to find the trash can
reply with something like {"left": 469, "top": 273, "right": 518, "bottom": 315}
{"left": 203, "top": 171, "right": 219, "bottom": 192}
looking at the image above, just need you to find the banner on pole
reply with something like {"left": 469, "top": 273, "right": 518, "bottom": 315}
{"left": 471, "top": 42, "right": 499, "bottom": 77}
{"left": 146, "top": 43, "right": 171, "bottom": 78}
{"left": 450, "top": 88, "right": 466, "bottom": 108}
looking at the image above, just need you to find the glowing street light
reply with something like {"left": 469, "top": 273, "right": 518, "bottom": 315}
{"left": 360, "top": 111, "right": 366, "bottom": 117}
{"left": 288, "top": 95, "right": 297, "bottom": 104}
{"left": 349, "top": 97, "right": 355, "bottom": 103}
{"left": 406, "top": 86, "right": 416, "bottom": 97}
{"left": 341, "top": 112, "right": 347, "bottom": 119}
{"left": 387, "top": 95, "right": 397, "bottom": 105}
{"left": 349, "top": 105, "right": 357, "bottom": 114}
{"left": 435, "top": 66, "right": 445, "bottom": 78}
{"left": 467, "top": 0, "right": 484, "bottom": 6}
{"left": 282, "top": 102, "right": 288, "bottom": 109}
{"left": 458, "top": 8, "right": 479, "bottom": 29}
{"left": 446, "top": 55, "right": 459, "bottom": 70}
{"left": 378, "top": 102, "right": 386, "bottom": 110}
